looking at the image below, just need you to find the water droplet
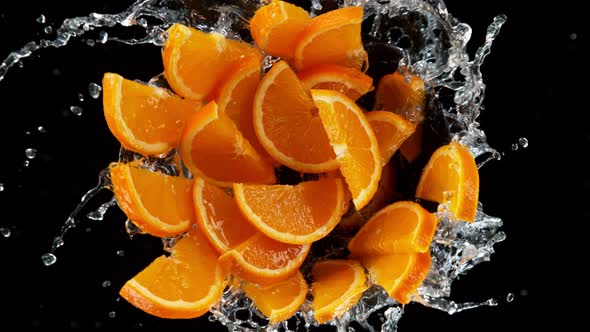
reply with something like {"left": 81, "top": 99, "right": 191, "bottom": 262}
{"left": 44, "top": 26, "right": 53, "bottom": 34}
{"left": 116, "top": 250, "right": 125, "bottom": 256}
{"left": 98, "top": 31, "right": 108, "bottom": 44}
{"left": 136, "top": 17, "right": 148, "bottom": 27}
{"left": 125, "top": 220, "right": 143, "bottom": 238}
{"left": 23, "top": 160, "right": 30, "bottom": 167}
{"left": 53, "top": 237, "right": 64, "bottom": 248}
{"left": 85, "top": 227, "right": 92, "bottom": 233}
{"left": 108, "top": 311, "right": 116, "bottom": 318}
{"left": 36, "top": 14, "right": 46, "bottom": 24}
{"left": 25, "top": 148, "right": 37, "bottom": 159}
{"left": 0, "top": 183, "right": 4, "bottom": 191}
{"left": 37, "top": 126, "right": 47, "bottom": 133}
{"left": 88, "top": 83, "right": 102, "bottom": 98}
{"left": 1, "top": 228, "right": 11, "bottom": 238}
{"left": 102, "top": 280, "right": 111, "bottom": 288}
{"left": 506, "top": 293, "right": 515, "bottom": 302}
{"left": 78, "top": 93, "right": 85, "bottom": 102}
{"left": 518, "top": 137, "right": 528, "bottom": 148}
{"left": 17, "top": 61, "right": 24, "bottom": 68}
{"left": 570, "top": 32, "right": 577, "bottom": 40}
{"left": 41, "top": 253, "right": 57, "bottom": 266}
{"left": 511, "top": 143, "right": 519, "bottom": 151}
{"left": 70, "top": 105, "right": 83, "bottom": 116}
{"left": 85, "top": 39, "right": 96, "bottom": 47}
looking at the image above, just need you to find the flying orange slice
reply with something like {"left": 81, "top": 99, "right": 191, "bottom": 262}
{"left": 298, "top": 64, "right": 373, "bottom": 101}
{"left": 366, "top": 111, "right": 416, "bottom": 166}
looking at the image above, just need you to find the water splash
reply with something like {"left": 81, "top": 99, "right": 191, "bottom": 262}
{"left": 87, "top": 197, "right": 117, "bottom": 221}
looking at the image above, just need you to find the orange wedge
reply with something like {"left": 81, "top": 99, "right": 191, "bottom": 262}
{"left": 361, "top": 252, "right": 431, "bottom": 304}
{"left": 162, "top": 23, "right": 262, "bottom": 101}
{"left": 110, "top": 163, "right": 193, "bottom": 237}
{"left": 311, "top": 89, "right": 382, "bottom": 210}
{"left": 243, "top": 271, "right": 308, "bottom": 324}
{"left": 348, "top": 201, "right": 437, "bottom": 256}
{"left": 294, "top": 6, "right": 367, "bottom": 71}
{"left": 253, "top": 60, "right": 337, "bottom": 172}
{"left": 102, "top": 73, "right": 199, "bottom": 156}
{"left": 119, "top": 229, "right": 226, "bottom": 318}
{"left": 415, "top": 142, "right": 479, "bottom": 222}
{"left": 250, "top": 0, "right": 310, "bottom": 59}
{"left": 311, "top": 259, "right": 368, "bottom": 324}
{"left": 298, "top": 64, "right": 373, "bottom": 101}
{"left": 366, "top": 111, "right": 416, "bottom": 166}
{"left": 193, "top": 177, "right": 257, "bottom": 254}
{"left": 180, "top": 100, "right": 276, "bottom": 187}
{"left": 234, "top": 178, "right": 348, "bottom": 245}
{"left": 218, "top": 233, "right": 310, "bottom": 286}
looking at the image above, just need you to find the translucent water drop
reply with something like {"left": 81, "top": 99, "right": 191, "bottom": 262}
{"left": 0, "top": 228, "right": 11, "bottom": 238}
{"left": 88, "top": 83, "right": 102, "bottom": 98}
{"left": 86, "top": 39, "right": 96, "bottom": 47}
{"left": 25, "top": 130, "right": 31, "bottom": 135}
{"left": 108, "top": 311, "right": 116, "bottom": 318}
{"left": 23, "top": 160, "right": 30, "bottom": 167}
{"left": 36, "top": 14, "right": 46, "bottom": 24}
{"left": 37, "top": 126, "right": 47, "bottom": 133}
{"left": 116, "top": 250, "right": 125, "bottom": 256}
{"left": 102, "top": 280, "right": 111, "bottom": 288}
{"left": 0, "top": 183, "right": 4, "bottom": 192}
{"left": 519, "top": 289, "right": 529, "bottom": 296}
{"left": 506, "top": 293, "right": 514, "bottom": 302}
{"left": 136, "top": 17, "right": 148, "bottom": 28}
{"left": 17, "top": 61, "right": 24, "bottom": 68}
{"left": 511, "top": 143, "right": 519, "bottom": 151}
{"left": 70, "top": 105, "right": 83, "bottom": 116}
{"left": 41, "top": 253, "right": 57, "bottom": 266}
{"left": 78, "top": 93, "right": 85, "bottom": 102}
{"left": 570, "top": 33, "right": 577, "bottom": 40}
{"left": 518, "top": 137, "right": 528, "bottom": 148}
{"left": 44, "top": 26, "right": 53, "bottom": 34}
{"left": 53, "top": 237, "right": 64, "bottom": 248}
{"left": 25, "top": 148, "right": 37, "bottom": 159}
{"left": 125, "top": 220, "right": 143, "bottom": 238}
{"left": 98, "top": 31, "right": 108, "bottom": 44}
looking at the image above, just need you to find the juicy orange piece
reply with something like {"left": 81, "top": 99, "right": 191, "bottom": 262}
{"left": 294, "top": 6, "right": 367, "bottom": 71}
{"left": 243, "top": 271, "right": 308, "bottom": 324}
{"left": 253, "top": 60, "right": 337, "bottom": 172}
{"left": 193, "top": 177, "right": 257, "bottom": 254}
{"left": 298, "top": 64, "right": 373, "bottom": 101}
{"left": 102, "top": 73, "right": 199, "bottom": 156}
{"left": 180, "top": 100, "right": 276, "bottom": 187}
{"left": 366, "top": 111, "right": 416, "bottom": 166}
{"left": 311, "top": 259, "right": 368, "bottom": 324}
{"left": 110, "top": 163, "right": 193, "bottom": 237}
{"left": 162, "top": 23, "right": 262, "bottom": 101}
{"left": 311, "top": 89, "right": 382, "bottom": 210}
{"left": 374, "top": 72, "right": 426, "bottom": 162}
{"left": 218, "top": 233, "right": 310, "bottom": 286}
{"left": 348, "top": 201, "right": 437, "bottom": 256}
{"left": 361, "top": 252, "right": 431, "bottom": 304}
{"left": 234, "top": 178, "right": 348, "bottom": 245}
{"left": 119, "top": 229, "right": 226, "bottom": 318}
{"left": 250, "top": 0, "right": 310, "bottom": 59}
{"left": 415, "top": 142, "right": 479, "bottom": 222}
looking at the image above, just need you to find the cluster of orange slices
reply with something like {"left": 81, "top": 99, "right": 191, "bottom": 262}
{"left": 102, "top": 0, "right": 480, "bottom": 325}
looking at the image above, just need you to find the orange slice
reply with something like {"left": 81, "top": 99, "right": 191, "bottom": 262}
{"left": 250, "top": 0, "right": 310, "bottom": 59}
{"left": 234, "top": 178, "right": 348, "bottom": 245}
{"left": 311, "top": 259, "right": 368, "bottom": 324}
{"left": 102, "top": 73, "right": 199, "bottom": 156}
{"left": 193, "top": 177, "right": 257, "bottom": 254}
{"left": 294, "top": 6, "right": 367, "bottom": 71}
{"left": 415, "top": 142, "right": 479, "bottom": 222}
{"left": 119, "top": 229, "right": 226, "bottom": 318}
{"left": 162, "top": 23, "right": 262, "bottom": 101}
{"left": 366, "top": 111, "right": 416, "bottom": 166}
{"left": 218, "top": 233, "right": 310, "bottom": 286}
{"left": 348, "top": 201, "right": 437, "bottom": 256}
{"left": 311, "top": 89, "right": 382, "bottom": 210}
{"left": 110, "top": 163, "right": 193, "bottom": 237}
{"left": 180, "top": 100, "right": 276, "bottom": 187}
{"left": 243, "top": 271, "right": 308, "bottom": 324}
{"left": 298, "top": 64, "right": 373, "bottom": 101}
{"left": 361, "top": 252, "right": 431, "bottom": 304}
{"left": 253, "top": 60, "right": 337, "bottom": 172}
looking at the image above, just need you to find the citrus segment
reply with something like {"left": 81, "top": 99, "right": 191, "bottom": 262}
{"left": 294, "top": 6, "right": 367, "bottom": 71}
{"left": 348, "top": 201, "right": 437, "bottom": 256}
{"left": 361, "top": 252, "right": 431, "bottom": 304}
{"left": 162, "top": 23, "right": 262, "bottom": 101}
{"left": 102, "top": 73, "right": 199, "bottom": 156}
{"left": 119, "top": 229, "right": 226, "bottom": 318}
{"left": 366, "top": 111, "right": 416, "bottom": 166}
{"left": 298, "top": 64, "right": 373, "bottom": 101}
{"left": 180, "top": 100, "right": 276, "bottom": 187}
{"left": 311, "top": 259, "right": 368, "bottom": 324}
{"left": 110, "top": 163, "right": 193, "bottom": 237}
{"left": 193, "top": 177, "right": 257, "bottom": 254}
{"left": 250, "top": 0, "right": 310, "bottom": 59}
{"left": 415, "top": 142, "right": 479, "bottom": 222}
{"left": 234, "top": 178, "right": 348, "bottom": 245}
{"left": 218, "top": 233, "right": 310, "bottom": 286}
{"left": 253, "top": 61, "right": 337, "bottom": 172}
{"left": 243, "top": 271, "right": 308, "bottom": 324}
{"left": 311, "top": 89, "right": 382, "bottom": 210}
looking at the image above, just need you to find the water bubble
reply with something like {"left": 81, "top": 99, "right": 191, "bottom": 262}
{"left": 37, "top": 126, "right": 47, "bottom": 133}
{"left": 41, "top": 253, "right": 57, "bottom": 266}
{"left": 70, "top": 105, "right": 83, "bottom": 116}
{"left": 108, "top": 311, "right": 116, "bottom": 318}
{"left": 116, "top": 250, "right": 125, "bottom": 256}
{"left": 511, "top": 143, "right": 519, "bottom": 151}
{"left": 518, "top": 137, "right": 528, "bottom": 148}
{"left": 36, "top": 14, "right": 46, "bottom": 24}
{"left": 88, "top": 83, "right": 102, "bottom": 99}
{"left": 98, "top": 31, "right": 108, "bottom": 44}
{"left": 102, "top": 280, "right": 112, "bottom": 288}
{"left": 506, "top": 293, "right": 515, "bottom": 302}
{"left": 44, "top": 26, "right": 53, "bottom": 34}
{"left": 1, "top": 228, "right": 11, "bottom": 238}
{"left": 25, "top": 148, "right": 37, "bottom": 159}
{"left": 0, "top": 183, "right": 4, "bottom": 192}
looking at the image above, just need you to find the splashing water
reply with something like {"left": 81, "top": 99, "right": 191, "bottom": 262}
{"left": 0, "top": 0, "right": 509, "bottom": 330}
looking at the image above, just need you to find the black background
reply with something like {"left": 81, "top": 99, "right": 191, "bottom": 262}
{"left": 0, "top": 0, "right": 584, "bottom": 330}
